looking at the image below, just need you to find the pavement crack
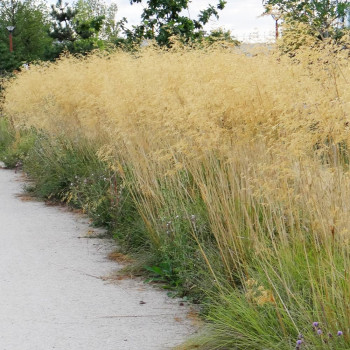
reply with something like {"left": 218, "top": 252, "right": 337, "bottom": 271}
{"left": 99, "top": 314, "right": 180, "bottom": 318}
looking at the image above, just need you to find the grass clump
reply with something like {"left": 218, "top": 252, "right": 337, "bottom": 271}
{"left": 3, "top": 44, "right": 350, "bottom": 348}
{"left": 0, "top": 118, "right": 36, "bottom": 168}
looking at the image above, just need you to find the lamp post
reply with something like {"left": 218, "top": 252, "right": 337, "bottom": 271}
{"left": 6, "top": 26, "right": 15, "bottom": 52}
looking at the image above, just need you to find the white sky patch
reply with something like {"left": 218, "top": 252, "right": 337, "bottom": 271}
{"left": 48, "top": 0, "right": 276, "bottom": 42}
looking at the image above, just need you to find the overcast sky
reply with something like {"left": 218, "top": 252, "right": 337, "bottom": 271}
{"left": 51, "top": 0, "right": 275, "bottom": 42}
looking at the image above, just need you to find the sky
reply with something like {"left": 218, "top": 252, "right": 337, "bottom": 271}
{"left": 112, "top": 0, "right": 276, "bottom": 42}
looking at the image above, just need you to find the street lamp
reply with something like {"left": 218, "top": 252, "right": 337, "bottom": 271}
{"left": 6, "top": 26, "right": 15, "bottom": 52}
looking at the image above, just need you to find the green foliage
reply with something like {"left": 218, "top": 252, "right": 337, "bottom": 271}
{"left": 0, "top": 118, "right": 15, "bottom": 157}
{"left": 124, "top": 0, "right": 227, "bottom": 46}
{"left": 0, "top": 120, "right": 36, "bottom": 168}
{"left": 120, "top": 165, "right": 222, "bottom": 299}
{"left": 0, "top": 43, "right": 20, "bottom": 72}
{"left": 202, "top": 292, "right": 296, "bottom": 350}
{"left": 74, "top": 0, "right": 120, "bottom": 41}
{"left": 197, "top": 241, "right": 350, "bottom": 349}
{"left": 75, "top": 16, "right": 105, "bottom": 39}
{"left": 0, "top": 0, "right": 122, "bottom": 68}
{"left": 0, "top": 0, "right": 53, "bottom": 68}
{"left": 145, "top": 261, "right": 179, "bottom": 287}
{"left": 204, "top": 28, "right": 240, "bottom": 46}
{"left": 263, "top": 0, "right": 350, "bottom": 40}
{"left": 50, "top": 0, "right": 78, "bottom": 42}
{"left": 49, "top": 0, "right": 111, "bottom": 55}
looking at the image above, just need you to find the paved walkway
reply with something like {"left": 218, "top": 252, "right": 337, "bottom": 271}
{"left": 0, "top": 169, "right": 194, "bottom": 350}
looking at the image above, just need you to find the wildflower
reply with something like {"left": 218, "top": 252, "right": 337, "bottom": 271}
{"left": 317, "top": 329, "right": 322, "bottom": 335}
{"left": 312, "top": 322, "right": 319, "bottom": 328}
{"left": 296, "top": 339, "right": 303, "bottom": 346}
{"left": 337, "top": 331, "right": 343, "bottom": 336}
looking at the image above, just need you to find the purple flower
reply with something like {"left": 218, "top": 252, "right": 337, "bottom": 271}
{"left": 296, "top": 339, "right": 303, "bottom": 345}
{"left": 312, "top": 322, "right": 319, "bottom": 328}
{"left": 337, "top": 331, "right": 343, "bottom": 336}
{"left": 317, "top": 329, "right": 322, "bottom": 335}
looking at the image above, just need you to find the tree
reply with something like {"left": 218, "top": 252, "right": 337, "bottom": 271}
{"left": 204, "top": 28, "right": 240, "bottom": 46}
{"left": 73, "top": 0, "right": 119, "bottom": 40}
{"left": 124, "top": 0, "right": 227, "bottom": 46}
{"left": 49, "top": 0, "right": 109, "bottom": 55}
{"left": 0, "top": 41, "right": 19, "bottom": 73}
{"left": 50, "top": 0, "right": 78, "bottom": 43}
{"left": 0, "top": 0, "right": 52, "bottom": 67}
{"left": 263, "top": 0, "right": 350, "bottom": 40}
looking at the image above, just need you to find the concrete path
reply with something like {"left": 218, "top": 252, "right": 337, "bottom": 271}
{"left": 0, "top": 169, "right": 195, "bottom": 350}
